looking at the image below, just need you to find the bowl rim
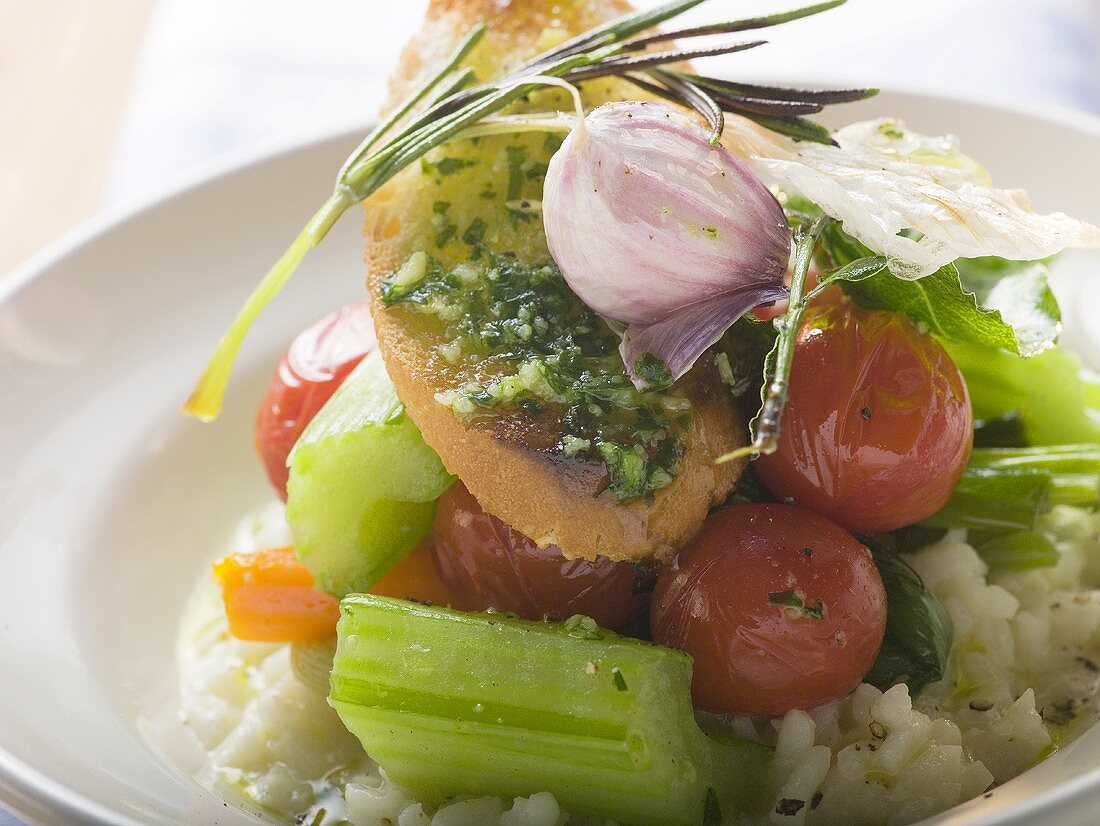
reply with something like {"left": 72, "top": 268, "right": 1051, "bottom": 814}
{"left": 5, "top": 83, "right": 1100, "bottom": 825}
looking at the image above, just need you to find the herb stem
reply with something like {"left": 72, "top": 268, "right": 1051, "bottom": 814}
{"left": 336, "top": 25, "right": 486, "bottom": 183}
{"left": 717, "top": 215, "right": 832, "bottom": 462}
{"left": 184, "top": 0, "right": 870, "bottom": 421}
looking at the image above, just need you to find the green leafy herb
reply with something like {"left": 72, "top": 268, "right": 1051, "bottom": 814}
{"left": 822, "top": 228, "right": 1062, "bottom": 357}
{"left": 864, "top": 548, "right": 952, "bottom": 693}
{"left": 431, "top": 200, "right": 458, "bottom": 247}
{"left": 633, "top": 353, "right": 674, "bottom": 391}
{"left": 421, "top": 155, "right": 478, "bottom": 177}
{"left": 612, "top": 667, "right": 629, "bottom": 691}
{"left": 462, "top": 216, "right": 488, "bottom": 248}
{"left": 385, "top": 252, "right": 689, "bottom": 501}
{"left": 506, "top": 144, "right": 529, "bottom": 200}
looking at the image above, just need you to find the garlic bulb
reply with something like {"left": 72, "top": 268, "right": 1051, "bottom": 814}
{"left": 542, "top": 100, "right": 791, "bottom": 389}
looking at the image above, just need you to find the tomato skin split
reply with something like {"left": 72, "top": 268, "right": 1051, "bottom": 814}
{"left": 755, "top": 291, "right": 973, "bottom": 533}
{"left": 650, "top": 503, "right": 887, "bottom": 716}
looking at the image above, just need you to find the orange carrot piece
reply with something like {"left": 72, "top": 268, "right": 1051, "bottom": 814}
{"left": 370, "top": 539, "right": 462, "bottom": 608}
{"left": 213, "top": 546, "right": 339, "bottom": 642}
{"left": 214, "top": 541, "right": 460, "bottom": 643}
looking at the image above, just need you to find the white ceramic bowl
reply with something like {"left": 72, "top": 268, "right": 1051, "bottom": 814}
{"left": 2, "top": 90, "right": 1100, "bottom": 826}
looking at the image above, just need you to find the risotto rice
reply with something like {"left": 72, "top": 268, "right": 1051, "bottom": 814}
{"left": 169, "top": 502, "right": 1100, "bottom": 826}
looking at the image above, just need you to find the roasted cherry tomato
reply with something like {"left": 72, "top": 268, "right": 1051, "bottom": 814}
{"left": 755, "top": 291, "right": 972, "bottom": 533}
{"left": 651, "top": 503, "right": 886, "bottom": 716}
{"left": 254, "top": 300, "right": 376, "bottom": 499}
{"left": 431, "top": 482, "right": 653, "bottom": 629}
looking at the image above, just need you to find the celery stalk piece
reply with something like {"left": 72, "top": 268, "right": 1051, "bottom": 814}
{"left": 973, "top": 531, "right": 1060, "bottom": 571}
{"left": 921, "top": 468, "right": 1052, "bottom": 532}
{"left": 923, "top": 445, "right": 1100, "bottom": 531}
{"left": 286, "top": 351, "right": 454, "bottom": 596}
{"left": 947, "top": 343, "right": 1100, "bottom": 445}
{"left": 965, "top": 445, "right": 1100, "bottom": 508}
{"left": 330, "top": 596, "right": 771, "bottom": 826}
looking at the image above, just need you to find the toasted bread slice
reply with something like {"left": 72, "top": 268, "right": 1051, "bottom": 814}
{"left": 363, "top": 0, "right": 746, "bottom": 562}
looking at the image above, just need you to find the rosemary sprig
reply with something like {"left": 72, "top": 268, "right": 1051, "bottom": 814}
{"left": 184, "top": 0, "right": 873, "bottom": 421}
{"left": 718, "top": 216, "right": 834, "bottom": 463}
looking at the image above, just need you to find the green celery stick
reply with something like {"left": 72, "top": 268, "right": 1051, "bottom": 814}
{"left": 947, "top": 343, "right": 1100, "bottom": 446}
{"left": 966, "top": 445, "right": 1100, "bottom": 508}
{"left": 330, "top": 596, "right": 771, "bottom": 826}
{"left": 922, "top": 468, "right": 1052, "bottom": 532}
{"left": 286, "top": 351, "right": 454, "bottom": 596}
{"left": 973, "top": 531, "right": 1060, "bottom": 571}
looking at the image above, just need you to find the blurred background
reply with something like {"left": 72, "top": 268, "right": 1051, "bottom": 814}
{"left": 3, "top": 0, "right": 1099, "bottom": 280}
{"left": 0, "top": 0, "right": 1098, "bottom": 823}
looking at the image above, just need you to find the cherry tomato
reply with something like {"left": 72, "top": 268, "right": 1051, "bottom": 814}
{"left": 431, "top": 482, "right": 653, "bottom": 629}
{"left": 650, "top": 503, "right": 886, "bottom": 716}
{"left": 755, "top": 291, "right": 972, "bottom": 533}
{"left": 254, "top": 300, "right": 376, "bottom": 499}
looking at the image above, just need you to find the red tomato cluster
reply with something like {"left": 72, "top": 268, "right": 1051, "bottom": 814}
{"left": 253, "top": 292, "right": 972, "bottom": 718}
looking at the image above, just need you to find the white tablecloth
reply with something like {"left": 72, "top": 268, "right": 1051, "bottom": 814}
{"left": 4, "top": 0, "right": 1099, "bottom": 823}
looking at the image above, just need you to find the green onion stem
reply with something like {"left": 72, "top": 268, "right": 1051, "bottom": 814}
{"left": 183, "top": 223, "right": 318, "bottom": 420}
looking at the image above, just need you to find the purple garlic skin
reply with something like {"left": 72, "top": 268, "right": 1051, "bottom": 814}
{"left": 542, "top": 100, "right": 791, "bottom": 388}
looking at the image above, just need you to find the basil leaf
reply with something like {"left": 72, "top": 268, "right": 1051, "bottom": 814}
{"left": 864, "top": 550, "right": 953, "bottom": 693}
{"left": 822, "top": 227, "right": 1061, "bottom": 357}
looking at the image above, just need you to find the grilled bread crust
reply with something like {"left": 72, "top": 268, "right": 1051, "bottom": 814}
{"left": 363, "top": 0, "right": 746, "bottom": 562}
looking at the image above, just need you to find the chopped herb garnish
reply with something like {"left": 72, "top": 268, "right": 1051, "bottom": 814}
{"left": 877, "top": 121, "right": 905, "bottom": 140}
{"left": 612, "top": 667, "right": 628, "bottom": 692}
{"left": 462, "top": 217, "right": 488, "bottom": 248}
{"left": 564, "top": 614, "right": 604, "bottom": 641}
{"left": 384, "top": 251, "right": 688, "bottom": 501}
{"left": 633, "top": 353, "right": 674, "bottom": 391}
{"left": 431, "top": 201, "right": 457, "bottom": 247}
{"left": 421, "top": 156, "right": 478, "bottom": 177}
{"left": 506, "top": 145, "right": 529, "bottom": 200}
